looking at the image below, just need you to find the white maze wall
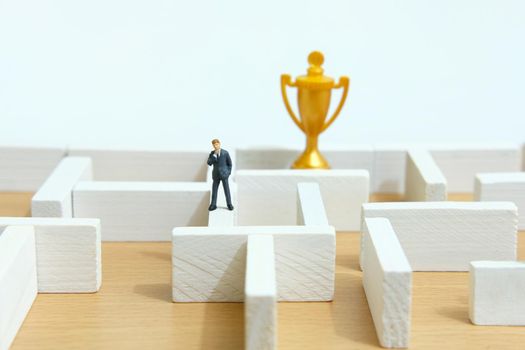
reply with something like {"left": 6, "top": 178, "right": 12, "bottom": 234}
{"left": 0, "top": 143, "right": 524, "bottom": 349}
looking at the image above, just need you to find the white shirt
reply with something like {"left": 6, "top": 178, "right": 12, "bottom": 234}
{"left": 214, "top": 150, "right": 221, "bottom": 158}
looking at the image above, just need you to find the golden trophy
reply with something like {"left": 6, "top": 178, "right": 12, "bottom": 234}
{"left": 281, "top": 51, "right": 350, "bottom": 169}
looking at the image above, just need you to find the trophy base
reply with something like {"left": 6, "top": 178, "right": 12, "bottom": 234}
{"left": 291, "top": 148, "right": 330, "bottom": 169}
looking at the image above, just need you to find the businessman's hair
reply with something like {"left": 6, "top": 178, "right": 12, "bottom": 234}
{"left": 211, "top": 139, "right": 220, "bottom": 145}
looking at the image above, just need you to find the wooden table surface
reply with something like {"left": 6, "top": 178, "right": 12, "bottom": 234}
{"left": 3, "top": 192, "right": 525, "bottom": 349}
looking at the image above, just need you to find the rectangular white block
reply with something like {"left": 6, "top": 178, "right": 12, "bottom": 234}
{"left": 323, "top": 145, "right": 375, "bottom": 173}
{"left": 361, "top": 202, "right": 518, "bottom": 271}
{"left": 0, "top": 226, "right": 37, "bottom": 350}
{"left": 236, "top": 147, "right": 299, "bottom": 169}
{"left": 0, "top": 144, "right": 66, "bottom": 191}
{"left": 73, "top": 181, "right": 209, "bottom": 241}
{"left": 405, "top": 149, "right": 447, "bottom": 201}
{"left": 68, "top": 146, "right": 208, "bottom": 181}
{"left": 208, "top": 182, "right": 237, "bottom": 227}
{"left": 362, "top": 218, "right": 411, "bottom": 348}
{"left": 172, "top": 225, "right": 335, "bottom": 302}
{"left": 296, "top": 182, "right": 328, "bottom": 226}
{"left": 475, "top": 173, "right": 525, "bottom": 230}
{"left": 32, "top": 157, "right": 93, "bottom": 217}
{"left": 429, "top": 145, "right": 521, "bottom": 193}
{"left": 245, "top": 235, "right": 277, "bottom": 350}
{"left": 522, "top": 144, "right": 525, "bottom": 171}
{"left": 373, "top": 146, "right": 407, "bottom": 194}
{"left": 236, "top": 170, "right": 369, "bottom": 231}
{"left": 470, "top": 261, "right": 525, "bottom": 325}
{"left": 0, "top": 218, "right": 101, "bottom": 293}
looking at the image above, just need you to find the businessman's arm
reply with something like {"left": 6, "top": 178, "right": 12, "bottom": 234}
{"left": 207, "top": 151, "right": 217, "bottom": 166}
{"left": 226, "top": 152, "right": 232, "bottom": 173}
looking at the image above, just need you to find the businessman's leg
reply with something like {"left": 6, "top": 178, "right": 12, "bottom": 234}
{"left": 210, "top": 178, "right": 220, "bottom": 209}
{"left": 222, "top": 177, "right": 233, "bottom": 208}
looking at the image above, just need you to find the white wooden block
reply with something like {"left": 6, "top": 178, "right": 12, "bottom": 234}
{"left": 323, "top": 145, "right": 375, "bottom": 172}
{"left": 362, "top": 218, "right": 411, "bottom": 348}
{"left": 405, "top": 149, "right": 447, "bottom": 201}
{"left": 373, "top": 146, "right": 407, "bottom": 194}
{"left": 68, "top": 146, "right": 208, "bottom": 181}
{"left": 0, "top": 218, "right": 101, "bottom": 293}
{"left": 208, "top": 182, "right": 238, "bottom": 227}
{"left": 429, "top": 145, "right": 521, "bottom": 193}
{"left": 236, "top": 147, "right": 298, "bottom": 169}
{"left": 470, "top": 261, "right": 525, "bottom": 325}
{"left": 0, "top": 144, "right": 66, "bottom": 191}
{"left": 475, "top": 173, "right": 525, "bottom": 230}
{"left": 172, "top": 225, "right": 335, "bottom": 302}
{"left": 296, "top": 182, "right": 328, "bottom": 226}
{"left": 522, "top": 144, "right": 525, "bottom": 171}
{"left": 31, "top": 157, "right": 93, "bottom": 217}
{"left": 74, "top": 181, "right": 209, "bottom": 241}
{"left": 236, "top": 170, "right": 369, "bottom": 231}
{"left": 206, "top": 166, "right": 213, "bottom": 184}
{"left": 361, "top": 202, "right": 518, "bottom": 271}
{"left": 245, "top": 235, "right": 277, "bottom": 350}
{"left": 0, "top": 226, "right": 37, "bottom": 350}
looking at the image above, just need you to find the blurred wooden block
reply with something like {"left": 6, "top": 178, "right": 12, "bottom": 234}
{"left": 361, "top": 202, "right": 518, "bottom": 271}
{"left": 373, "top": 146, "right": 407, "bottom": 195}
{"left": 429, "top": 145, "right": 521, "bottom": 193}
{"left": 0, "top": 145, "right": 65, "bottom": 192}
{"left": 0, "top": 226, "right": 37, "bottom": 350}
{"left": 245, "top": 235, "right": 277, "bottom": 350}
{"left": 405, "top": 149, "right": 447, "bottom": 201}
{"left": 32, "top": 157, "right": 93, "bottom": 217}
{"left": 236, "top": 169, "right": 369, "bottom": 231}
{"left": 68, "top": 146, "right": 208, "bottom": 182}
{"left": 0, "top": 217, "right": 101, "bottom": 293}
{"left": 362, "top": 218, "right": 411, "bottom": 348}
{"left": 470, "top": 261, "right": 525, "bottom": 325}
{"left": 73, "top": 181, "right": 209, "bottom": 241}
{"left": 475, "top": 173, "right": 525, "bottom": 230}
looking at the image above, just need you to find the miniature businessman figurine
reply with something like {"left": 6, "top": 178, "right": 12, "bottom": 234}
{"left": 207, "top": 139, "right": 234, "bottom": 211}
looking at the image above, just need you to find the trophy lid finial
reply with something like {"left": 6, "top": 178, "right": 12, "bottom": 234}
{"left": 307, "top": 51, "right": 324, "bottom": 76}
{"left": 294, "top": 50, "right": 334, "bottom": 89}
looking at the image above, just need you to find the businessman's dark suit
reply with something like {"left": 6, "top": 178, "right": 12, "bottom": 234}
{"left": 207, "top": 149, "right": 233, "bottom": 207}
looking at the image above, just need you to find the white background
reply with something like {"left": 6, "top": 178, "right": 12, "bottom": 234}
{"left": 1, "top": 0, "right": 524, "bottom": 150}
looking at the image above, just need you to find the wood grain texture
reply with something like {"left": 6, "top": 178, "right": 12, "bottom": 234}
{"left": 0, "top": 192, "right": 34, "bottom": 216}
{"left": 469, "top": 261, "right": 525, "bottom": 325}
{"left": 0, "top": 218, "right": 101, "bottom": 293}
{"left": 362, "top": 202, "right": 518, "bottom": 271}
{"left": 3, "top": 193, "right": 525, "bottom": 350}
{"left": 362, "top": 218, "right": 411, "bottom": 348}
{"left": 171, "top": 226, "right": 335, "bottom": 302}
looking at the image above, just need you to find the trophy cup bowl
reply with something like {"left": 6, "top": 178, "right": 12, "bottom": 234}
{"left": 281, "top": 51, "right": 350, "bottom": 169}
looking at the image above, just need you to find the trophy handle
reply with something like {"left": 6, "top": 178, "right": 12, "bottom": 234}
{"left": 321, "top": 76, "right": 350, "bottom": 133}
{"left": 281, "top": 74, "right": 305, "bottom": 132}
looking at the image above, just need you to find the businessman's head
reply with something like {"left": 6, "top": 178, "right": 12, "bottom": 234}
{"left": 211, "top": 139, "right": 221, "bottom": 151}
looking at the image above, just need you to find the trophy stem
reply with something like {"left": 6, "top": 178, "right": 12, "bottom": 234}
{"left": 292, "top": 134, "right": 330, "bottom": 169}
